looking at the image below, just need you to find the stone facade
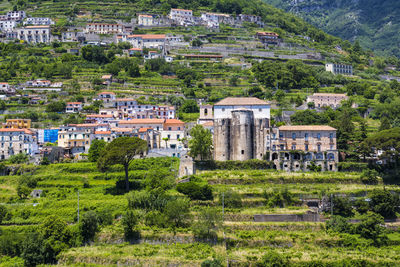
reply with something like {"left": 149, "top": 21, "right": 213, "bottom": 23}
{"left": 269, "top": 125, "right": 339, "bottom": 171}
{"left": 306, "top": 93, "right": 348, "bottom": 109}
{"left": 213, "top": 97, "right": 270, "bottom": 161}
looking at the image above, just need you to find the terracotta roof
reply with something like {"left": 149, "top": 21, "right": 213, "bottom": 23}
{"left": 256, "top": 31, "right": 279, "bottom": 37}
{"left": 129, "top": 48, "right": 142, "bottom": 51}
{"left": 119, "top": 119, "right": 164, "bottom": 124}
{"left": 202, "top": 121, "right": 214, "bottom": 127}
{"left": 279, "top": 125, "right": 337, "bottom": 131}
{"left": 102, "top": 75, "right": 112, "bottom": 79}
{"left": 67, "top": 102, "right": 82, "bottom": 105}
{"left": 164, "top": 119, "right": 184, "bottom": 125}
{"left": 95, "top": 131, "right": 111, "bottom": 135}
{"left": 139, "top": 127, "right": 153, "bottom": 133}
{"left": 87, "top": 23, "right": 120, "bottom": 26}
{"left": 214, "top": 97, "right": 269, "bottom": 106}
{"left": 0, "top": 82, "right": 9, "bottom": 85}
{"left": 111, "top": 127, "right": 134, "bottom": 132}
{"left": 139, "top": 14, "right": 153, "bottom": 18}
{"left": 25, "top": 25, "right": 50, "bottom": 29}
{"left": 98, "top": 91, "right": 115, "bottom": 95}
{"left": 0, "top": 128, "right": 33, "bottom": 134}
{"left": 86, "top": 114, "right": 113, "bottom": 118}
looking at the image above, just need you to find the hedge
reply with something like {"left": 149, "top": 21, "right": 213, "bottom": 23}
{"left": 195, "top": 159, "right": 273, "bottom": 171}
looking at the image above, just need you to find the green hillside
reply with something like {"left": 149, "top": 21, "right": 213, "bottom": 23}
{"left": 263, "top": 0, "right": 400, "bottom": 56}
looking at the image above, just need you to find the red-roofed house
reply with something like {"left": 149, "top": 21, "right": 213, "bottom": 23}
{"left": 160, "top": 119, "right": 185, "bottom": 149}
{"left": 66, "top": 102, "right": 83, "bottom": 113}
{"left": 97, "top": 91, "right": 116, "bottom": 103}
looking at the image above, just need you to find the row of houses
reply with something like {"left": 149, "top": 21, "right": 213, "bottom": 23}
{"left": 0, "top": 11, "right": 54, "bottom": 33}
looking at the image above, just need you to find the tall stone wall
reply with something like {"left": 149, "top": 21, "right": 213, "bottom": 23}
{"left": 231, "top": 110, "right": 254, "bottom": 161}
{"left": 213, "top": 118, "right": 231, "bottom": 161}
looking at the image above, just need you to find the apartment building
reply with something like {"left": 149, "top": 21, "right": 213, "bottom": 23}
{"left": 3, "top": 119, "right": 31, "bottom": 129}
{"left": 160, "top": 119, "right": 185, "bottom": 149}
{"left": 256, "top": 32, "right": 279, "bottom": 45}
{"left": 6, "top": 11, "right": 26, "bottom": 21}
{"left": 17, "top": 26, "right": 51, "bottom": 44}
{"left": 169, "top": 9, "right": 193, "bottom": 25}
{"left": 307, "top": 93, "right": 348, "bottom": 109}
{"left": 96, "top": 91, "right": 116, "bottom": 104}
{"left": 24, "top": 17, "right": 54, "bottom": 26}
{"left": 138, "top": 14, "right": 154, "bottom": 26}
{"left": 118, "top": 34, "right": 166, "bottom": 49}
{"left": 325, "top": 63, "right": 353, "bottom": 75}
{"left": 85, "top": 23, "right": 124, "bottom": 34}
{"left": 269, "top": 125, "right": 338, "bottom": 171}
{"left": 0, "top": 20, "right": 16, "bottom": 32}
{"left": 118, "top": 119, "right": 164, "bottom": 131}
{"left": 0, "top": 128, "right": 37, "bottom": 159}
{"left": 66, "top": 102, "right": 83, "bottom": 113}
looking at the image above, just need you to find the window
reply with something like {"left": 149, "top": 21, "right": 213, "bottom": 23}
{"left": 292, "top": 133, "right": 296, "bottom": 140}
{"left": 291, "top": 144, "right": 296, "bottom": 150}
{"left": 177, "top": 134, "right": 180, "bottom": 139}
{"left": 329, "top": 133, "right": 334, "bottom": 140}
{"left": 204, "top": 108, "right": 208, "bottom": 115}
{"left": 178, "top": 127, "right": 181, "bottom": 130}
{"left": 317, "top": 133, "right": 321, "bottom": 140}
{"left": 305, "top": 144, "right": 308, "bottom": 151}
{"left": 317, "top": 144, "right": 321, "bottom": 152}
{"left": 241, "top": 150, "right": 244, "bottom": 155}
{"left": 222, "top": 108, "right": 225, "bottom": 112}
{"left": 168, "top": 127, "right": 171, "bottom": 130}
{"left": 305, "top": 133, "right": 309, "bottom": 141}
{"left": 167, "top": 134, "right": 171, "bottom": 139}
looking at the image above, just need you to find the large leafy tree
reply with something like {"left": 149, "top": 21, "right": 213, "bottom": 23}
{"left": 88, "top": 139, "right": 107, "bottom": 162}
{"left": 362, "top": 127, "right": 400, "bottom": 164}
{"left": 97, "top": 137, "right": 147, "bottom": 192}
{"left": 188, "top": 125, "right": 213, "bottom": 161}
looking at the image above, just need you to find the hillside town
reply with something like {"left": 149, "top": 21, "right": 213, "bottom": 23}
{"left": 0, "top": 1, "right": 400, "bottom": 266}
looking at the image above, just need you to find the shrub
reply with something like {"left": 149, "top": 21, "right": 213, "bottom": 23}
{"left": 256, "top": 250, "right": 290, "bottom": 267}
{"left": 331, "top": 195, "right": 354, "bottom": 217}
{"left": 79, "top": 211, "right": 99, "bottom": 243}
{"left": 192, "top": 207, "right": 222, "bottom": 240}
{"left": 218, "top": 189, "right": 242, "bottom": 208}
{"left": 326, "top": 216, "right": 351, "bottom": 233}
{"left": 122, "top": 210, "right": 140, "bottom": 241}
{"left": 196, "top": 159, "right": 272, "bottom": 170}
{"left": 164, "top": 198, "right": 191, "bottom": 230}
{"left": 0, "top": 205, "right": 8, "bottom": 224}
{"left": 127, "top": 189, "right": 171, "bottom": 211}
{"left": 177, "top": 182, "right": 213, "bottom": 201}
{"left": 338, "top": 162, "right": 368, "bottom": 172}
{"left": 361, "top": 169, "right": 380, "bottom": 185}
{"left": 368, "top": 189, "right": 399, "bottom": 219}
{"left": 144, "top": 210, "right": 168, "bottom": 228}
{"left": 96, "top": 208, "right": 113, "bottom": 226}
{"left": 263, "top": 188, "right": 297, "bottom": 208}
{"left": 354, "top": 212, "right": 388, "bottom": 245}
{"left": 201, "top": 258, "right": 223, "bottom": 267}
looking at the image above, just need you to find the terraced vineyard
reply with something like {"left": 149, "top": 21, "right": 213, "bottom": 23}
{"left": 1, "top": 159, "right": 400, "bottom": 266}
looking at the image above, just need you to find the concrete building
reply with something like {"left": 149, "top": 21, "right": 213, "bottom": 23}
{"left": 17, "top": 26, "right": 51, "bottom": 44}
{"left": 213, "top": 97, "right": 270, "bottom": 161}
{"left": 118, "top": 119, "right": 164, "bottom": 131}
{"left": 138, "top": 14, "right": 154, "bottom": 26}
{"left": 200, "top": 12, "right": 233, "bottom": 27}
{"left": 325, "top": 63, "right": 353, "bottom": 75}
{"left": 24, "top": 17, "right": 54, "bottom": 26}
{"left": 269, "top": 125, "right": 338, "bottom": 172}
{"left": 169, "top": 8, "right": 193, "bottom": 25}
{"left": 160, "top": 119, "right": 185, "bottom": 149}
{"left": 6, "top": 11, "right": 26, "bottom": 21}
{"left": 0, "top": 128, "right": 37, "bottom": 159}
{"left": 0, "top": 20, "right": 16, "bottom": 32}
{"left": 256, "top": 32, "right": 279, "bottom": 45}
{"left": 198, "top": 104, "right": 213, "bottom": 124}
{"left": 118, "top": 34, "right": 166, "bottom": 50}
{"left": 66, "top": 102, "right": 83, "bottom": 113}
{"left": 307, "top": 93, "right": 348, "bottom": 109}
{"left": 96, "top": 91, "right": 116, "bottom": 104}
{"left": 238, "top": 14, "right": 264, "bottom": 26}
{"left": 3, "top": 119, "right": 31, "bottom": 129}
{"left": 85, "top": 23, "right": 124, "bottom": 34}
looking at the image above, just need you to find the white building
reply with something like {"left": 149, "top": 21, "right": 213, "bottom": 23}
{"left": 307, "top": 93, "right": 349, "bottom": 109}
{"left": 6, "top": 11, "right": 26, "bottom": 21}
{"left": 66, "top": 102, "right": 83, "bottom": 113}
{"left": 0, "top": 83, "right": 10, "bottom": 92}
{"left": 169, "top": 8, "right": 193, "bottom": 25}
{"left": 0, "top": 20, "right": 16, "bottom": 32}
{"left": 138, "top": 14, "right": 154, "bottom": 26}
{"left": 325, "top": 63, "right": 353, "bottom": 75}
{"left": 0, "top": 128, "right": 38, "bottom": 160}
{"left": 24, "top": 17, "right": 54, "bottom": 26}
{"left": 201, "top": 12, "right": 233, "bottom": 27}
{"left": 17, "top": 26, "right": 51, "bottom": 43}
{"left": 213, "top": 97, "right": 271, "bottom": 120}
{"left": 85, "top": 23, "right": 124, "bottom": 34}
{"left": 118, "top": 34, "right": 166, "bottom": 49}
